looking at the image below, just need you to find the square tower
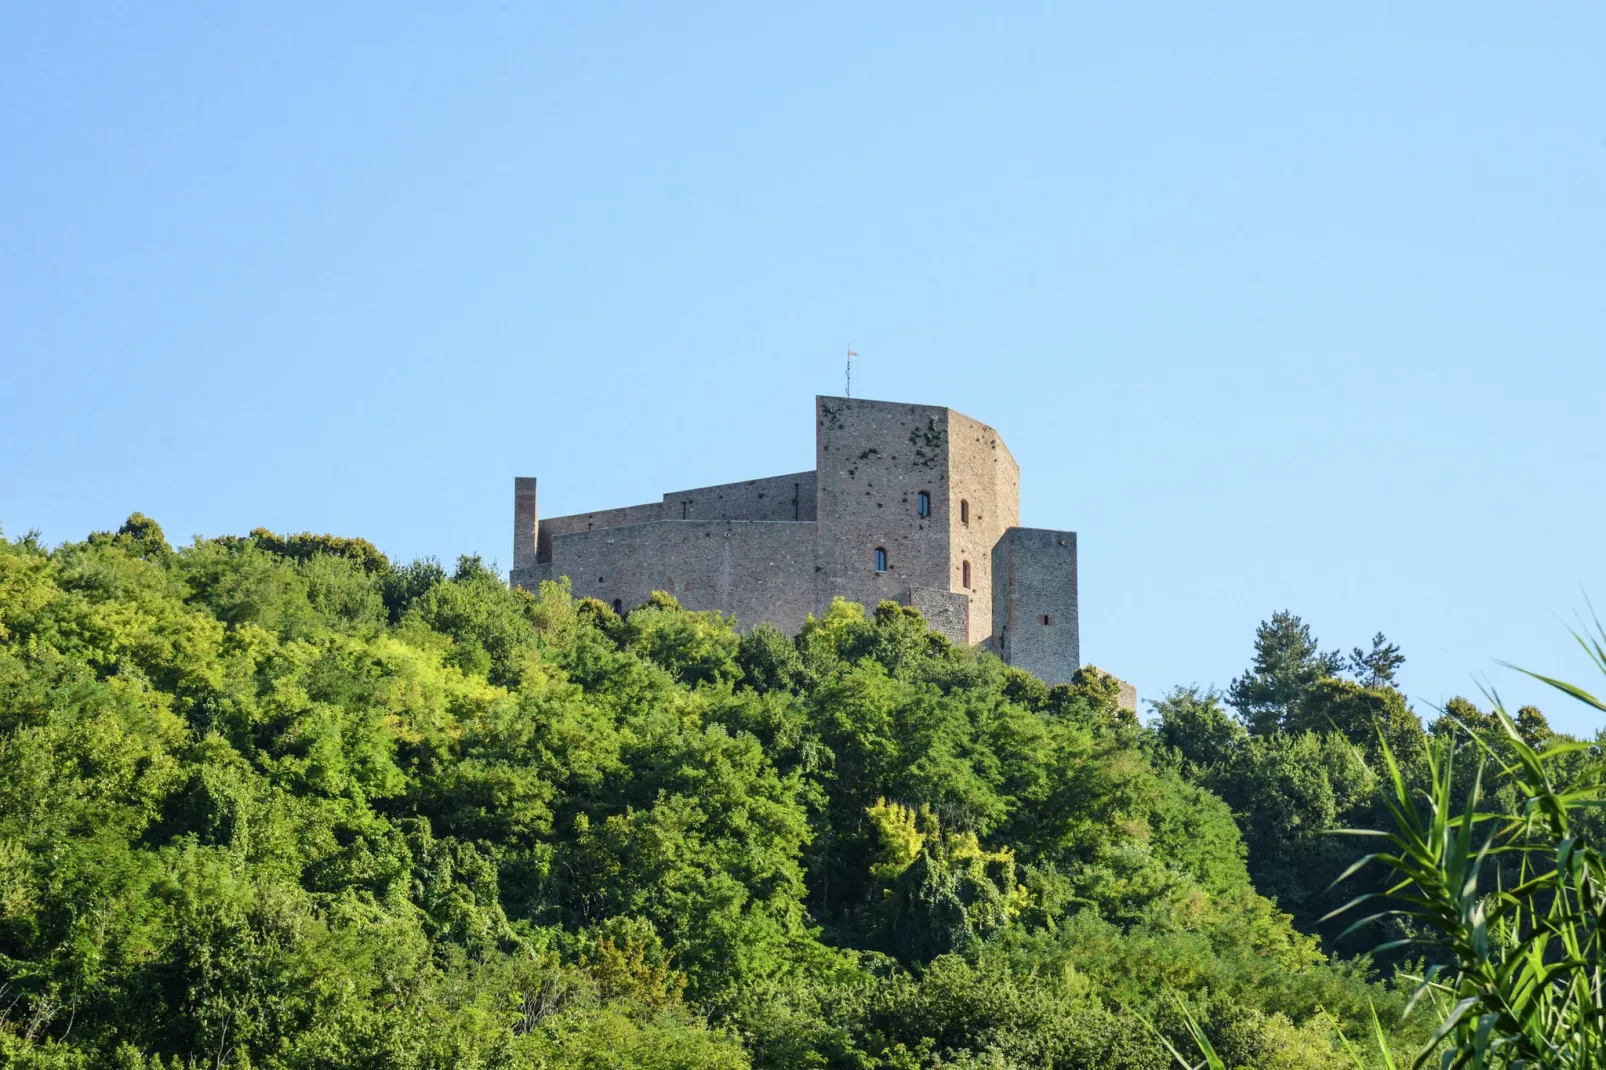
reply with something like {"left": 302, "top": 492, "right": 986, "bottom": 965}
{"left": 991, "top": 528, "right": 1080, "bottom": 685}
{"left": 814, "top": 397, "right": 955, "bottom": 620}
{"left": 812, "top": 396, "right": 1021, "bottom": 646}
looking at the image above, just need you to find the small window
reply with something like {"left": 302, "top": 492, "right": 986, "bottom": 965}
{"left": 961, "top": 560, "right": 971, "bottom": 589}
{"left": 1040, "top": 614, "right": 1054, "bottom": 626}
{"left": 612, "top": 598, "right": 624, "bottom": 615}
{"left": 917, "top": 491, "right": 931, "bottom": 517}
{"left": 959, "top": 499, "right": 970, "bottom": 525}
{"left": 874, "top": 547, "right": 888, "bottom": 573}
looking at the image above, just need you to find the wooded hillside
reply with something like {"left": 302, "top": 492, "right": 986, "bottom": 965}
{"left": 11, "top": 514, "right": 1566, "bottom": 1068}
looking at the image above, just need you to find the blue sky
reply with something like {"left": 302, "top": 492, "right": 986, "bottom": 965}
{"left": 3, "top": 4, "right": 1604, "bottom": 732}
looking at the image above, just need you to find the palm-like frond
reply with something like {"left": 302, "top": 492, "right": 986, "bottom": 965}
{"left": 1170, "top": 628, "right": 1606, "bottom": 1070}
{"left": 1328, "top": 636, "right": 1606, "bottom": 1070}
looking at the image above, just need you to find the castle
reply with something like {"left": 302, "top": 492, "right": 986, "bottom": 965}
{"left": 510, "top": 395, "right": 1082, "bottom": 686}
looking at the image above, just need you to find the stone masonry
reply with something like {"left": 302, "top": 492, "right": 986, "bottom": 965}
{"left": 511, "top": 396, "right": 1084, "bottom": 686}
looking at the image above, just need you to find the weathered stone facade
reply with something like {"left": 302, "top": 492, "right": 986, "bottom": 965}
{"left": 991, "top": 528, "right": 1079, "bottom": 684}
{"left": 510, "top": 396, "right": 1085, "bottom": 687}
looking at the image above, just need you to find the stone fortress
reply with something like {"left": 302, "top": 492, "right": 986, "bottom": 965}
{"left": 510, "top": 395, "right": 1085, "bottom": 687}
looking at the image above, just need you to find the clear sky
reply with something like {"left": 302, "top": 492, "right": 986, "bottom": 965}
{"left": 3, "top": 5, "right": 1604, "bottom": 732}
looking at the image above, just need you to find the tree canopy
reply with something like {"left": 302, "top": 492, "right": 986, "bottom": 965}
{"left": 0, "top": 521, "right": 1487, "bottom": 1067}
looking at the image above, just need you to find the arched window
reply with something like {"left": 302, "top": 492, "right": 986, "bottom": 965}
{"left": 959, "top": 499, "right": 970, "bottom": 525}
{"left": 874, "top": 547, "right": 888, "bottom": 573}
{"left": 612, "top": 598, "right": 623, "bottom": 615}
{"left": 917, "top": 491, "right": 931, "bottom": 518}
{"left": 961, "top": 560, "right": 971, "bottom": 589}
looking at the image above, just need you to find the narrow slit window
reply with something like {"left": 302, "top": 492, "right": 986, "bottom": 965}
{"left": 961, "top": 560, "right": 971, "bottom": 588}
{"left": 874, "top": 547, "right": 888, "bottom": 573}
{"left": 1040, "top": 614, "right": 1054, "bottom": 626}
{"left": 917, "top": 491, "right": 931, "bottom": 517}
{"left": 612, "top": 598, "right": 624, "bottom": 615}
{"left": 960, "top": 499, "right": 970, "bottom": 525}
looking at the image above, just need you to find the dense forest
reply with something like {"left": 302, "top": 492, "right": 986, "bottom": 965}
{"left": 0, "top": 515, "right": 1599, "bottom": 1068}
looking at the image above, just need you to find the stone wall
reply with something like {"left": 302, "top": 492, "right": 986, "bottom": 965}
{"left": 535, "top": 519, "right": 816, "bottom": 634}
{"left": 991, "top": 527, "right": 1080, "bottom": 685}
{"left": 1116, "top": 678, "right": 1138, "bottom": 714}
{"left": 537, "top": 501, "right": 666, "bottom": 562}
{"left": 661, "top": 471, "right": 817, "bottom": 522}
{"left": 508, "top": 560, "right": 549, "bottom": 592}
{"left": 534, "top": 473, "right": 818, "bottom": 561}
{"left": 907, "top": 585, "right": 970, "bottom": 645}
{"left": 813, "top": 396, "right": 954, "bottom": 618}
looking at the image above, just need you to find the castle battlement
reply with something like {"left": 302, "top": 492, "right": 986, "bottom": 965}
{"left": 511, "top": 395, "right": 1081, "bottom": 685}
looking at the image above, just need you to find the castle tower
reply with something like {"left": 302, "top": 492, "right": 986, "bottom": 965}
{"left": 991, "top": 528, "right": 1080, "bottom": 685}
{"left": 813, "top": 397, "right": 962, "bottom": 635}
{"left": 811, "top": 396, "right": 1021, "bottom": 645}
{"left": 943, "top": 407, "right": 1020, "bottom": 644}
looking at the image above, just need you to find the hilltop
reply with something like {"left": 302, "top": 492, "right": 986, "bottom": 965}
{"left": 0, "top": 515, "right": 1494, "bottom": 1068}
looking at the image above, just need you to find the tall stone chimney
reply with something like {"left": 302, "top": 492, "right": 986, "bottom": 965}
{"left": 512, "top": 477, "right": 538, "bottom": 574}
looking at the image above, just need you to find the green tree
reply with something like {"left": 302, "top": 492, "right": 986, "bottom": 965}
{"left": 1207, "top": 730, "right": 1376, "bottom": 925}
{"left": 866, "top": 799, "right": 1028, "bottom": 961}
{"left": 1227, "top": 611, "right": 1343, "bottom": 735}
{"left": 1150, "top": 686, "right": 1244, "bottom": 770}
{"left": 1347, "top": 631, "right": 1405, "bottom": 688}
{"left": 1287, "top": 677, "right": 1425, "bottom": 762}
{"left": 0, "top": 519, "right": 1422, "bottom": 1069}
{"left": 735, "top": 622, "right": 810, "bottom": 694}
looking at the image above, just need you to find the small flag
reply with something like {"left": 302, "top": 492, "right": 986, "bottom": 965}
{"left": 847, "top": 350, "right": 858, "bottom": 356}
